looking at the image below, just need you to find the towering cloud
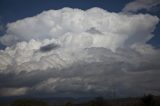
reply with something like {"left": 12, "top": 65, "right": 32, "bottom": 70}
{"left": 0, "top": 8, "right": 159, "bottom": 97}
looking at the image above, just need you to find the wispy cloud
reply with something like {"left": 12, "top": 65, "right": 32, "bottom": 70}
{"left": 122, "top": 0, "right": 160, "bottom": 12}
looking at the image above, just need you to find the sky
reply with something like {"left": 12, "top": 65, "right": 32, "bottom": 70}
{"left": 0, "top": 0, "right": 160, "bottom": 98}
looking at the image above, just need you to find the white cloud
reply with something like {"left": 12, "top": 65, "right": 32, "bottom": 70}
{"left": 0, "top": 39, "right": 90, "bottom": 73}
{"left": 0, "top": 8, "right": 159, "bottom": 50}
{"left": 0, "top": 8, "right": 159, "bottom": 72}
{"left": 0, "top": 8, "right": 160, "bottom": 97}
{"left": 122, "top": 0, "right": 160, "bottom": 12}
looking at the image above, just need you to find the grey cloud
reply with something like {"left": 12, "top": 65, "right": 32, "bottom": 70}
{"left": 86, "top": 27, "right": 103, "bottom": 35}
{"left": 40, "top": 43, "right": 60, "bottom": 52}
{"left": 0, "top": 47, "right": 160, "bottom": 97}
{"left": 123, "top": 0, "right": 160, "bottom": 12}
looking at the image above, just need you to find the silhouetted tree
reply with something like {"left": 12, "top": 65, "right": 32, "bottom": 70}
{"left": 86, "top": 96, "right": 106, "bottom": 106}
{"left": 94, "top": 97, "right": 105, "bottom": 106}
{"left": 141, "top": 94, "right": 155, "bottom": 106}
{"left": 65, "top": 101, "right": 74, "bottom": 106}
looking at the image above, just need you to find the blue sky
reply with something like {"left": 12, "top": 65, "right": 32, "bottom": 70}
{"left": 0, "top": 0, "right": 132, "bottom": 23}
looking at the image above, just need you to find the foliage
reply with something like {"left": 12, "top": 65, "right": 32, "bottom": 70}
{"left": 86, "top": 96, "right": 106, "bottom": 106}
{"left": 65, "top": 101, "right": 74, "bottom": 106}
{"left": 141, "top": 94, "right": 155, "bottom": 106}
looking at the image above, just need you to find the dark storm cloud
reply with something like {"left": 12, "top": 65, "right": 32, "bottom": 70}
{"left": 86, "top": 27, "right": 103, "bottom": 35}
{"left": 0, "top": 68, "right": 61, "bottom": 88}
{"left": 0, "top": 47, "right": 160, "bottom": 97}
{"left": 40, "top": 43, "right": 60, "bottom": 52}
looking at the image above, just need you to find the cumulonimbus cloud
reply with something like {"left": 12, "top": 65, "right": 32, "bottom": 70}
{"left": 0, "top": 7, "right": 160, "bottom": 97}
